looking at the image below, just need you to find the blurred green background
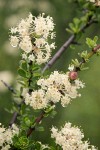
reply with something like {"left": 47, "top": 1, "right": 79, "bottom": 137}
{"left": 0, "top": 0, "right": 100, "bottom": 149}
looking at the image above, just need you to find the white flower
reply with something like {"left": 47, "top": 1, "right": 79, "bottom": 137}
{"left": 10, "top": 36, "right": 19, "bottom": 47}
{"left": 10, "top": 27, "right": 18, "bottom": 34}
{"left": 28, "top": 54, "right": 35, "bottom": 62}
{"left": 10, "top": 13, "right": 55, "bottom": 64}
{"left": 25, "top": 89, "right": 48, "bottom": 109}
{"left": 37, "top": 71, "right": 84, "bottom": 107}
{"left": 88, "top": 0, "right": 100, "bottom": 6}
{"left": 22, "top": 53, "right": 27, "bottom": 60}
{"left": 68, "top": 65, "right": 74, "bottom": 71}
{"left": 0, "top": 123, "right": 19, "bottom": 150}
{"left": 25, "top": 71, "right": 84, "bottom": 109}
{"left": 51, "top": 122, "right": 97, "bottom": 150}
{"left": 46, "top": 87, "right": 61, "bottom": 103}
{"left": 19, "top": 36, "right": 32, "bottom": 53}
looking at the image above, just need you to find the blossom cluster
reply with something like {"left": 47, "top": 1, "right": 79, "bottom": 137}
{"left": 10, "top": 13, "right": 55, "bottom": 64}
{"left": 88, "top": 0, "right": 100, "bottom": 6}
{"left": 25, "top": 71, "right": 84, "bottom": 109}
{"left": 51, "top": 122, "right": 97, "bottom": 150}
{"left": 0, "top": 123, "right": 19, "bottom": 150}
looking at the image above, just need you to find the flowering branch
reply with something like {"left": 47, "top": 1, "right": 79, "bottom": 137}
{"left": 42, "top": 19, "right": 97, "bottom": 73}
{"left": 1, "top": 1, "right": 100, "bottom": 148}
{"left": 26, "top": 41, "right": 100, "bottom": 137}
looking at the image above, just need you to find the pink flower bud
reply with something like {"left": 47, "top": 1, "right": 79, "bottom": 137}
{"left": 69, "top": 71, "right": 78, "bottom": 80}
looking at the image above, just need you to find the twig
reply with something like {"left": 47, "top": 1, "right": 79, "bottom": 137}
{"left": 1, "top": 80, "right": 16, "bottom": 94}
{"left": 27, "top": 111, "right": 45, "bottom": 137}
{"left": 27, "top": 102, "right": 54, "bottom": 137}
{"left": 0, "top": 80, "right": 25, "bottom": 126}
{"left": 42, "top": 19, "right": 97, "bottom": 73}
{"left": 9, "top": 99, "right": 24, "bottom": 127}
{"left": 71, "top": 44, "right": 100, "bottom": 74}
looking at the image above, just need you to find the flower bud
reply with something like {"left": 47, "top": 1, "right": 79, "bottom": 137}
{"left": 69, "top": 71, "right": 78, "bottom": 80}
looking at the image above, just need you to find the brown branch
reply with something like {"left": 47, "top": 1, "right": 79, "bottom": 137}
{"left": 27, "top": 44, "right": 100, "bottom": 137}
{"left": 26, "top": 20, "right": 99, "bottom": 137}
{"left": 93, "top": 44, "right": 100, "bottom": 52}
{"left": 1, "top": 80, "right": 16, "bottom": 94}
{"left": 42, "top": 19, "right": 97, "bottom": 73}
{"left": 9, "top": 97, "right": 24, "bottom": 127}
{"left": 27, "top": 111, "right": 45, "bottom": 137}
{"left": 78, "top": 44, "right": 100, "bottom": 70}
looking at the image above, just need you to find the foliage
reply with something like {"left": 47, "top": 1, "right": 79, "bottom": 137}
{"left": 0, "top": 0, "right": 100, "bottom": 149}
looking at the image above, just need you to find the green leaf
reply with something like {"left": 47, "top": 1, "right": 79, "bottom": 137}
{"left": 32, "top": 66, "right": 40, "bottom": 71}
{"left": 24, "top": 117, "right": 31, "bottom": 127}
{"left": 66, "top": 28, "right": 73, "bottom": 34}
{"left": 33, "top": 72, "right": 41, "bottom": 77}
{"left": 80, "top": 67, "right": 89, "bottom": 71}
{"left": 69, "top": 23, "right": 75, "bottom": 32}
{"left": 86, "top": 37, "right": 97, "bottom": 48}
{"left": 94, "top": 36, "right": 98, "bottom": 43}
{"left": 50, "top": 110, "right": 57, "bottom": 118}
{"left": 21, "top": 62, "right": 27, "bottom": 70}
{"left": 73, "top": 18, "right": 80, "bottom": 25}
{"left": 18, "top": 69, "right": 27, "bottom": 78}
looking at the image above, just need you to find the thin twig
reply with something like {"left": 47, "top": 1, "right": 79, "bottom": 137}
{"left": 42, "top": 19, "right": 97, "bottom": 73}
{"left": 27, "top": 111, "right": 45, "bottom": 137}
{"left": 0, "top": 80, "right": 25, "bottom": 126}
{"left": 9, "top": 99, "right": 24, "bottom": 127}
{"left": 27, "top": 102, "right": 54, "bottom": 137}
{"left": 1, "top": 80, "right": 16, "bottom": 94}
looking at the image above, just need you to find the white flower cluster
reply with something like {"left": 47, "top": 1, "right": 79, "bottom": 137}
{"left": 10, "top": 13, "right": 55, "bottom": 64}
{"left": 88, "top": 0, "right": 100, "bottom": 6}
{"left": 0, "top": 123, "right": 19, "bottom": 150}
{"left": 25, "top": 71, "right": 84, "bottom": 109}
{"left": 51, "top": 122, "right": 97, "bottom": 150}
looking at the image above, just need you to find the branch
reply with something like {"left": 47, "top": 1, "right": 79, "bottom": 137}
{"left": 8, "top": 11, "right": 98, "bottom": 131}
{"left": 27, "top": 44, "right": 100, "bottom": 137}
{"left": 1, "top": 80, "right": 16, "bottom": 94}
{"left": 27, "top": 111, "right": 45, "bottom": 137}
{"left": 42, "top": 19, "right": 97, "bottom": 73}
{"left": 9, "top": 98, "right": 24, "bottom": 127}
{"left": 27, "top": 102, "right": 54, "bottom": 137}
